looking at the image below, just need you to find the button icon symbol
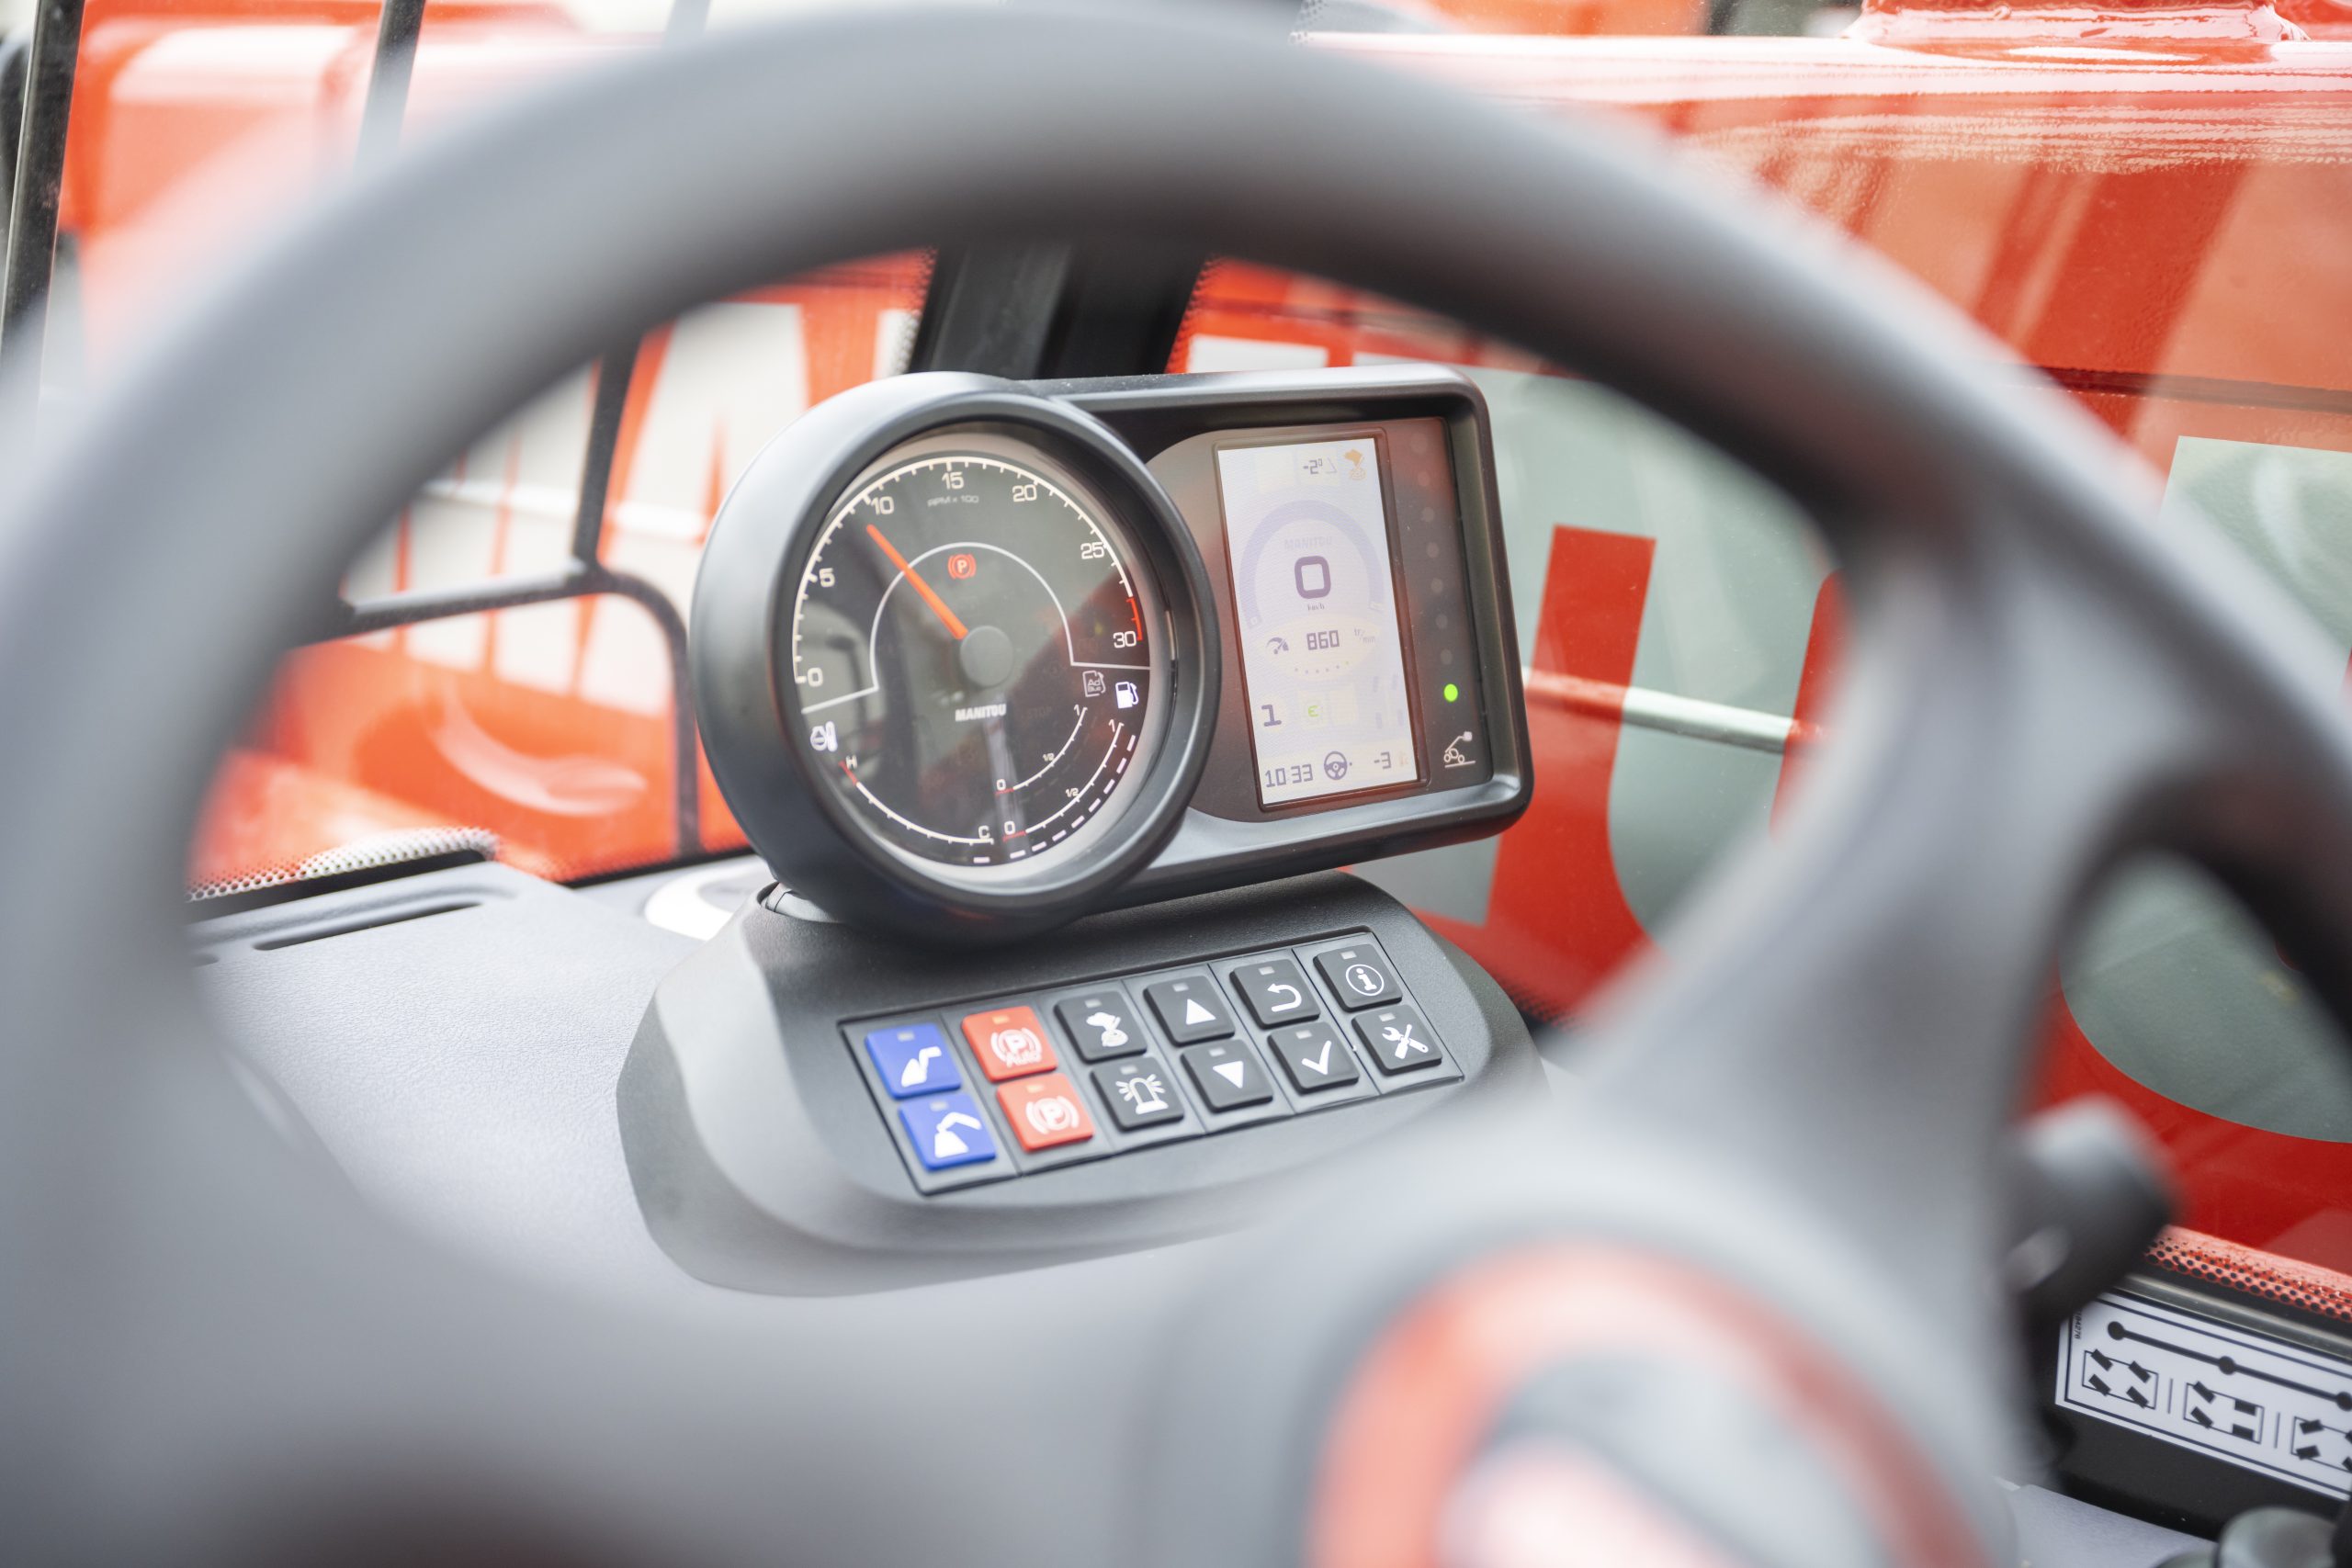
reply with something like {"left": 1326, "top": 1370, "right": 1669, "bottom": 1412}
{"left": 1352, "top": 1004, "right": 1442, "bottom": 1077}
{"left": 1092, "top": 1058, "right": 1185, "bottom": 1130}
{"left": 948, "top": 552, "right": 977, "bottom": 580}
{"left": 1231, "top": 957, "right": 1321, "bottom": 1029}
{"left": 1322, "top": 750, "right": 1349, "bottom": 781}
{"left": 899, "top": 1045, "right": 942, "bottom": 1089}
{"left": 1379, "top": 1021, "right": 1430, "bottom": 1061}
{"left": 1116, "top": 1073, "right": 1169, "bottom": 1116}
{"left": 1114, "top": 681, "right": 1139, "bottom": 710}
{"left": 962, "top": 1005, "right": 1058, "bottom": 1080}
{"left": 899, "top": 1092, "right": 999, "bottom": 1171}
{"left": 1315, "top": 944, "right": 1401, "bottom": 1010}
{"left": 1443, "top": 731, "right": 1475, "bottom": 768}
{"left": 810, "top": 720, "right": 838, "bottom": 752}
{"left": 864, "top": 1022, "right": 960, "bottom": 1099}
{"left": 1271, "top": 1023, "right": 1363, "bottom": 1094}
{"left": 1182, "top": 1043, "right": 1274, "bottom": 1111}
{"left": 997, "top": 1072, "right": 1096, "bottom": 1151}
{"left": 933, "top": 1111, "right": 984, "bottom": 1157}
{"left": 1144, "top": 978, "right": 1235, "bottom": 1043}
{"left": 1055, "top": 993, "right": 1144, "bottom": 1062}
{"left": 1083, "top": 670, "right": 1106, "bottom": 697}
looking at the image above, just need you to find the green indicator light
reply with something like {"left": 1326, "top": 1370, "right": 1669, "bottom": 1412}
{"left": 1442, "top": 682, "right": 1460, "bottom": 703}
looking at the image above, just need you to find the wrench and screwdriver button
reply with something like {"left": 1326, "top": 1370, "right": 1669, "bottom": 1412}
{"left": 1351, "top": 1003, "right": 1442, "bottom": 1075}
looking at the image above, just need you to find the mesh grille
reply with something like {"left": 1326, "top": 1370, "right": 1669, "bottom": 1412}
{"left": 2145, "top": 1226, "right": 2352, "bottom": 1326}
{"left": 187, "top": 827, "right": 499, "bottom": 904}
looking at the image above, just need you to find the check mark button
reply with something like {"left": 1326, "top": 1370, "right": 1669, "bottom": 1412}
{"left": 1267, "top": 1022, "right": 1361, "bottom": 1094}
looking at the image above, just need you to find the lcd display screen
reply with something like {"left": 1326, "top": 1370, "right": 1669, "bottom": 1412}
{"left": 1216, "top": 435, "right": 1419, "bottom": 807}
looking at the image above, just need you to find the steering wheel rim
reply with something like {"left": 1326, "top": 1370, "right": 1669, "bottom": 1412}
{"left": 7, "top": 6, "right": 2352, "bottom": 1561}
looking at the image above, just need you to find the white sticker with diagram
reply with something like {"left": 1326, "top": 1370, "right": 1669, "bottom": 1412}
{"left": 2058, "top": 1292, "right": 2352, "bottom": 1495}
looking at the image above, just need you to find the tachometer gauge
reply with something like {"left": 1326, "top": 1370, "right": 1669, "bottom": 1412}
{"left": 694, "top": 377, "right": 1217, "bottom": 943}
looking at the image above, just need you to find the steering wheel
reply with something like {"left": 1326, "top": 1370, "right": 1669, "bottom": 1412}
{"left": 7, "top": 7, "right": 2352, "bottom": 1563}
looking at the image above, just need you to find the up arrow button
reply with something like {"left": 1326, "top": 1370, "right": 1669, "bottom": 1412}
{"left": 1142, "top": 975, "right": 1238, "bottom": 1044}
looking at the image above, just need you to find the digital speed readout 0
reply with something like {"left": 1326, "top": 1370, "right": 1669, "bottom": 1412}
{"left": 1216, "top": 437, "right": 1419, "bottom": 807}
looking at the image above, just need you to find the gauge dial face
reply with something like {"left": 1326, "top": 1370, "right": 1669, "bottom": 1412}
{"left": 787, "top": 434, "right": 1165, "bottom": 873}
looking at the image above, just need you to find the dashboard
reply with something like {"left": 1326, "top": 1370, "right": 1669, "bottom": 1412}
{"left": 624, "top": 367, "right": 1539, "bottom": 1289}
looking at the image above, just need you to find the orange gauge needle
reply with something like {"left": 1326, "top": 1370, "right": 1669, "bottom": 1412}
{"left": 865, "top": 524, "right": 969, "bottom": 641}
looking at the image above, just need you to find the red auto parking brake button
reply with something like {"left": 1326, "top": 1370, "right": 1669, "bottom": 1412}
{"left": 961, "top": 1005, "right": 1057, "bottom": 1080}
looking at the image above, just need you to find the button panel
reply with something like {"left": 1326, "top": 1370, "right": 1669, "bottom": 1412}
{"left": 842, "top": 930, "right": 1458, "bottom": 1193}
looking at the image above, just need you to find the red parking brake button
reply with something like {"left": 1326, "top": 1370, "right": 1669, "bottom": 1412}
{"left": 962, "top": 1005, "right": 1057, "bottom": 1081}
{"left": 998, "top": 1073, "right": 1095, "bottom": 1151}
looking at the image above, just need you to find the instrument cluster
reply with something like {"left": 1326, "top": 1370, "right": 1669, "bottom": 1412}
{"left": 693, "top": 367, "right": 1527, "bottom": 943}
